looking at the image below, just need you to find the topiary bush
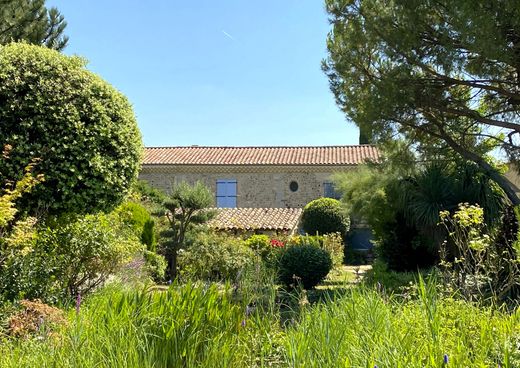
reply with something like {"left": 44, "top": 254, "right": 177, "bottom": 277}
{"left": 277, "top": 244, "right": 332, "bottom": 289}
{"left": 301, "top": 198, "right": 350, "bottom": 236}
{"left": 0, "top": 43, "right": 143, "bottom": 216}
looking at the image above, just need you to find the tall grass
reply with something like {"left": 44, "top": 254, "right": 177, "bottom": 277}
{"left": 0, "top": 276, "right": 518, "bottom": 367}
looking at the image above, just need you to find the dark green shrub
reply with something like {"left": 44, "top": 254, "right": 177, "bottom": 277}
{"left": 278, "top": 245, "right": 332, "bottom": 289}
{"left": 0, "top": 43, "right": 142, "bottom": 216}
{"left": 375, "top": 212, "right": 437, "bottom": 272}
{"left": 287, "top": 233, "right": 344, "bottom": 267}
{"left": 116, "top": 201, "right": 156, "bottom": 251}
{"left": 141, "top": 219, "right": 156, "bottom": 252}
{"left": 344, "top": 247, "right": 368, "bottom": 265}
{"left": 301, "top": 198, "right": 350, "bottom": 235}
{"left": 143, "top": 250, "right": 166, "bottom": 283}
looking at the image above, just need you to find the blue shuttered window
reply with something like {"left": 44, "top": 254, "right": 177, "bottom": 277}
{"left": 216, "top": 179, "right": 237, "bottom": 208}
{"left": 323, "top": 182, "right": 340, "bottom": 199}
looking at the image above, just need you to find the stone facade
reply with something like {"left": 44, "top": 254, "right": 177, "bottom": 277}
{"left": 139, "top": 164, "right": 354, "bottom": 208}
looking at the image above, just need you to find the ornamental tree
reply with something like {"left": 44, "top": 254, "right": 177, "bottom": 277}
{"left": 160, "top": 181, "right": 215, "bottom": 280}
{"left": 0, "top": 43, "right": 143, "bottom": 216}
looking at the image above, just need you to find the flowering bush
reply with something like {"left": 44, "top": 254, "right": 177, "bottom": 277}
{"left": 269, "top": 239, "right": 285, "bottom": 248}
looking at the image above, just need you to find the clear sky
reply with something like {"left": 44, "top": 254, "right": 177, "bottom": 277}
{"left": 46, "top": 0, "right": 359, "bottom": 147}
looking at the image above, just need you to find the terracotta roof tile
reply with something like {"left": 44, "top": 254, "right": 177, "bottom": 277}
{"left": 208, "top": 207, "right": 303, "bottom": 231}
{"left": 143, "top": 145, "right": 379, "bottom": 166}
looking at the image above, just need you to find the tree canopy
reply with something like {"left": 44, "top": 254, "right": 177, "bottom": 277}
{"left": 0, "top": 0, "right": 68, "bottom": 50}
{"left": 323, "top": 0, "right": 520, "bottom": 204}
{"left": 0, "top": 43, "right": 143, "bottom": 216}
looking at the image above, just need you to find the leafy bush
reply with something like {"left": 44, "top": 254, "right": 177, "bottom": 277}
{"left": 244, "top": 234, "right": 284, "bottom": 267}
{"left": 286, "top": 233, "right": 344, "bottom": 267}
{"left": 439, "top": 203, "right": 520, "bottom": 304}
{"left": 0, "top": 43, "right": 143, "bottom": 216}
{"left": 180, "top": 232, "right": 255, "bottom": 281}
{"left": 143, "top": 250, "right": 167, "bottom": 283}
{"left": 116, "top": 201, "right": 156, "bottom": 251}
{"left": 0, "top": 212, "right": 142, "bottom": 302}
{"left": 277, "top": 244, "right": 332, "bottom": 289}
{"left": 301, "top": 198, "right": 350, "bottom": 235}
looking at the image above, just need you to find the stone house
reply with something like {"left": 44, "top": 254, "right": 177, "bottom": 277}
{"left": 140, "top": 145, "right": 378, "bottom": 249}
{"left": 139, "top": 145, "right": 379, "bottom": 208}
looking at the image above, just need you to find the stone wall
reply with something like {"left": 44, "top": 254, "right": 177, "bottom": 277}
{"left": 139, "top": 164, "right": 354, "bottom": 208}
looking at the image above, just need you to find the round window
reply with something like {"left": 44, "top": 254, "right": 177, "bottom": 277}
{"left": 289, "top": 181, "right": 299, "bottom": 192}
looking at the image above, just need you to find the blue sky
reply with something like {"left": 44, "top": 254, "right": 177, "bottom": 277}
{"left": 46, "top": 0, "right": 359, "bottom": 147}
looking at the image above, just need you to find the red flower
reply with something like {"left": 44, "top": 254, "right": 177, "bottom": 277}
{"left": 270, "top": 239, "right": 285, "bottom": 248}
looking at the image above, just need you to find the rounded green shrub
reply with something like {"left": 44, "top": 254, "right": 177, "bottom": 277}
{"left": 0, "top": 43, "right": 143, "bottom": 215}
{"left": 301, "top": 198, "right": 350, "bottom": 235}
{"left": 277, "top": 245, "right": 332, "bottom": 289}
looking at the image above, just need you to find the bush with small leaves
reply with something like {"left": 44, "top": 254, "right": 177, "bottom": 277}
{"left": 301, "top": 198, "right": 350, "bottom": 236}
{"left": 0, "top": 43, "right": 142, "bottom": 216}
{"left": 277, "top": 244, "right": 332, "bottom": 289}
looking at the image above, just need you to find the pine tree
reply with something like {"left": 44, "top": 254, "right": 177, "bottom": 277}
{"left": 0, "top": 0, "right": 68, "bottom": 50}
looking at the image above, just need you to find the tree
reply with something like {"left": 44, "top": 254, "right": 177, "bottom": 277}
{"left": 160, "top": 182, "right": 215, "bottom": 280}
{"left": 0, "top": 43, "right": 143, "bottom": 216}
{"left": 323, "top": 0, "right": 520, "bottom": 204}
{"left": 0, "top": 0, "right": 68, "bottom": 50}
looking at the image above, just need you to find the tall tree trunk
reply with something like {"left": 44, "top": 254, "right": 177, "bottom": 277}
{"left": 167, "top": 248, "right": 178, "bottom": 281}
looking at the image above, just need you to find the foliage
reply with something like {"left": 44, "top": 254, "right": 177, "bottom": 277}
{"left": 116, "top": 201, "right": 156, "bottom": 251}
{"left": 324, "top": 0, "right": 520, "bottom": 204}
{"left": 439, "top": 204, "right": 520, "bottom": 305}
{"left": 301, "top": 197, "right": 350, "bottom": 236}
{"left": 0, "top": 43, "right": 143, "bottom": 216}
{"left": 143, "top": 250, "right": 166, "bottom": 283}
{"left": 141, "top": 219, "right": 156, "bottom": 252}
{"left": 0, "top": 0, "right": 68, "bottom": 50}
{"left": 180, "top": 231, "right": 255, "bottom": 281}
{"left": 0, "top": 279, "right": 518, "bottom": 367}
{"left": 6, "top": 299, "right": 66, "bottom": 338}
{"left": 335, "top": 161, "right": 506, "bottom": 271}
{"left": 159, "top": 181, "right": 215, "bottom": 279}
{"left": 344, "top": 247, "right": 369, "bottom": 266}
{"left": 244, "top": 234, "right": 284, "bottom": 268}
{"left": 132, "top": 180, "right": 168, "bottom": 206}
{"left": 0, "top": 212, "right": 142, "bottom": 302}
{"left": 286, "top": 233, "right": 344, "bottom": 268}
{"left": 277, "top": 244, "right": 332, "bottom": 289}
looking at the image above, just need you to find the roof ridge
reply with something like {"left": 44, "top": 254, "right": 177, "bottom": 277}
{"left": 145, "top": 144, "right": 377, "bottom": 149}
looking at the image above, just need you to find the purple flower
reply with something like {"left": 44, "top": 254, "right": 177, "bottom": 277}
{"left": 75, "top": 292, "right": 82, "bottom": 315}
{"left": 241, "top": 319, "right": 246, "bottom": 327}
{"left": 443, "top": 354, "right": 449, "bottom": 364}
